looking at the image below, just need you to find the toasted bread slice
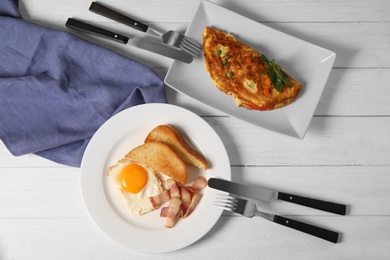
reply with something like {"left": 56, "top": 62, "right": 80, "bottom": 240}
{"left": 125, "top": 141, "right": 188, "bottom": 184}
{"left": 145, "top": 125, "right": 208, "bottom": 170}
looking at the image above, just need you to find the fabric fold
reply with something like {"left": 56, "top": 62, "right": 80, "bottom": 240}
{"left": 0, "top": 0, "right": 167, "bottom": 167}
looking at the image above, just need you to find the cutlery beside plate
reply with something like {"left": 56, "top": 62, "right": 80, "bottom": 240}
{"left": 66, "top": 18, "right": 193, "bottom": 63}
{"left": 208, "top": 178, "right": 347, "bottom": 215}
{"left": 89, "top": 2, "right": 202, "bottom": 58}
{"left": 209, "top": 178, "right": 346, "bottom": 243}
{"left": 215, "top": 195, "right": 340, "bottom": 243}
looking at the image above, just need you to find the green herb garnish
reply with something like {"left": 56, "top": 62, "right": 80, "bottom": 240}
{"left": 260, "top": 55, "right": 291, "bottom": 92}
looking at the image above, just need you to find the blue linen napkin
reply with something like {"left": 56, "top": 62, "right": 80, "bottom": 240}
{"left": 0, "top": 0, "right": 167, "bottom": 167}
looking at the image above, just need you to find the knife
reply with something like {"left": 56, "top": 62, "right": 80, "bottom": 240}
{"left": 89, "top": 2, "right": 160, "bottom": 38}
{"left": 65, "top": 18, "right": 193, "bottom": 64}
{"left": 208, "top": 178, "right": 347, "bottom": 215}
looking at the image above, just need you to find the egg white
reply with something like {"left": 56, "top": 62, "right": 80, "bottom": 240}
{"left": 107, "top": 159, "right": 163, "bottom": 215}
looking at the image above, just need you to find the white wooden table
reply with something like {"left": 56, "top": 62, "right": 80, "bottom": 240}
{"left": 1, "top": 0, "right": 390, "bottom": 259}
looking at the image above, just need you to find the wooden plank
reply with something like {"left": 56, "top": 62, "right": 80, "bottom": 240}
{"left": 9, "top": 10, "right": 389, "bottom": 69}
{"left": 0, "top": 144, "right": 62, "bottom": 167}
{"left": 316, "top": 69, "right": 390, "bottom": 116}
{"left": 1, "top": 166, "right": 389, "bottom": 218}
{"left": 204, "top": 116, "right": 390, "bottom": 166}
{"left": 207, "top": 216, "right": 390, "bottom": 259}
{"left": 31, "top": 21, "right": 390, "bottom": 69}
{"left": 0, "top": 216, "right": 389, "bottom": 259}
{"left": 1, "top": 117, "right": 389, "bottom": 167}
{"left": 1, "top": 0, "right": 388, "bottom": 259}
{"left": 18, "top": 0, "right": 390, "bottom": 23}
{"left": 0, "top": 168, "right": 87, "bottom": 219}
{"left": 14, "top": 0, "right": 390, "bottom": 69}
{"left": 259, "top": 22, "right": 390, "bottom": 68}
{"left": 217, "top": 0, "right": 390, "bottom": 23}
{"left": 164, "top": 69, "right": 390, "bottom": 116}
{"left": 229, "top": 166, "right": 390, "bottom": 216}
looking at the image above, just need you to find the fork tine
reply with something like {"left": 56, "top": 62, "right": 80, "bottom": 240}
{"left": 214, "top": 205, "right": 234, "bottom": 213}
{"left": 179, "top": 45, "right": 201, "bottom": 58}
{"left": 213, "top": 202, "right": 235, "bottom": 212}
{"left": 215, "top": 195, "right": 237, "bottom": 204}
{"left": 180, "top": 46, "right": 200, "bottom": 58}
{"left": 179, "top": 38, "right": 202, "bottom": 58}
{"left": 182, "top": 37, "right": 202, "bottom": 49}
{"left": 213, "top": 194, "right": 238, "bottom": 212}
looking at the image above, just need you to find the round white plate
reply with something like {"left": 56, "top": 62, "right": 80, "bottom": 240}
{"left": 80, "top": 103, "right": 231, "bottom": 253}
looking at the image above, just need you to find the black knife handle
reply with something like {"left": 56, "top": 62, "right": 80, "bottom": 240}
{"left": 273, "top": 215, "right": 339, "bottom": 243}
{"left": 278, "top": 192, "right": 347, "bottom": 215}
{"left": 89, "top": 2, "right": 149, "bottom": 32}
{"left": 66, "top": 18, "right": 129, "bottom": 44}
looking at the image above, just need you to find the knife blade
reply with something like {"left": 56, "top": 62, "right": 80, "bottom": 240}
{"left": 65, "top": 18, "right": 193, "bottom": 64}
{"left": 208, "top": 178, "right": 347, "bottom": 215}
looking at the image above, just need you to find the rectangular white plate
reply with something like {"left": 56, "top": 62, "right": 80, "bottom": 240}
{"left": 164, "top": 0, "right": 336, "bottom": 139}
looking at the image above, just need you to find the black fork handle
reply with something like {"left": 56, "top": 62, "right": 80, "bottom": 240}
{"left": 278, "top": 192, "right": 347, "bottom": 215}
{"left": 273, "top": 215, "right": 339, "bottom": 243}
{"left": 66, "top": 18, "right": 129, "bottom": 44}
{"left": 89, "top": 2, "right": 149, "bottom": 32}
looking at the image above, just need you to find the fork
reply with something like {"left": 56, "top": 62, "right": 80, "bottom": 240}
{"left": 89, "top": 2, "right": 202, "bottom": 58}
{"left": 214, "top": 195, "right": 340, "bottom": 243}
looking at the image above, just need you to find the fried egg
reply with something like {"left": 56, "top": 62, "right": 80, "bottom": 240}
{"left": 107, "top": 159, "right": 163, "bottom": 215}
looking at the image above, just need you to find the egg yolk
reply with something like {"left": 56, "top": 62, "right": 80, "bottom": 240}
{"left": 118, "top": 164, "right": 148, "bottom": 194}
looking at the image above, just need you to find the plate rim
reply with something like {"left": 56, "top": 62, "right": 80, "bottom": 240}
{"left": 80, "top": 103, "right": 231, "bottom": 253}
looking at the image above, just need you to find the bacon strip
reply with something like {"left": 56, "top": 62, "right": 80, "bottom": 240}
{"left": 183, "top": 193, "right": 202, "bottom": 218}
{"left": 191, "top": 176, "right": 208, "bottom": 192}
{"left": 180, "top": 186, "right": 192, "bottom": 214}
{"left": 160, "top": 207, "right": 168, "bottom": 217}
{"left": 168, "top": 179, "right": 181, "bottom": 198}
{"left": 184, "top": 186, "right": 195, "bottom": 194}
{"left": 165, "top": 197, "right": 182, "bottom": 228}
{"left": 154, "top": 176, "right": 207, "bottom": 227}
{"left": 149, "top": 190, "right": 171, "bottom": 208}
{"left": 166, "top": 178, "right": 176, "bottom": 189}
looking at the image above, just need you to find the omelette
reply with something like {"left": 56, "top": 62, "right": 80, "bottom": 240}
{"left": 202, "top": 27, "right": 302, "bottom": 111}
